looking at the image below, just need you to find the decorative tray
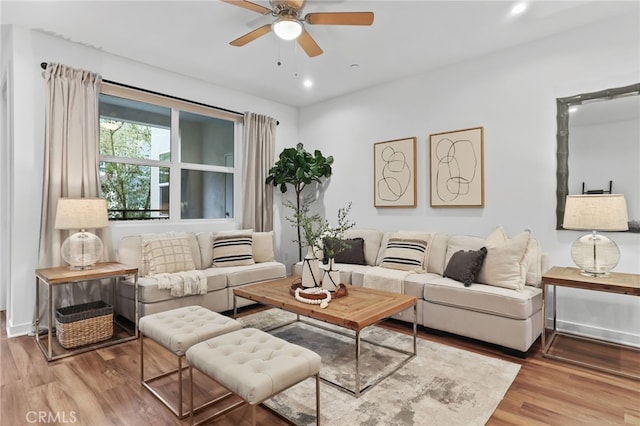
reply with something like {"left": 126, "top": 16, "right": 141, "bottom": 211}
{"left": 289, "top": 280, "right": 348, "bottom": 300}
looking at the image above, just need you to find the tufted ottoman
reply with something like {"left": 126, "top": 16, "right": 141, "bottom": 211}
{"left": 186, "top": 327, "right": 321, "bottom": 426}
{"left": 139, "top": 305, "right": 243, "bottom": 418}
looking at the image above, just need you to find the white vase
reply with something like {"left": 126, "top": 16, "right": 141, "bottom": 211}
{"left": 301, "top": 246, "right": 320, "bottom": 288}
{"left": 322, "top": 258, "right": 340, "bottom": 291}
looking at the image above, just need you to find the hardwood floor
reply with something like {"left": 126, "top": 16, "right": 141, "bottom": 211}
{"left": 2, "top": 308, "right": 638, "bottom": 426}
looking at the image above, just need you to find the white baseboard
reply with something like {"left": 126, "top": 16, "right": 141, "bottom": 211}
{"left": 6, "top": 320, "right": 32, "bottom": 338}
{"left": 546, "top": 318, "right": 640, "bottom": 348}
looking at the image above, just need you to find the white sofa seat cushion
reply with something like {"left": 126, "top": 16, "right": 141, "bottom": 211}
{"left": 220, "top": 261, "right": 287, "bottom": 287}
{"left": 119, "top": 269, "right": 228, "bottom": 304}
{"left": 326, "top": 263, "right": 370, "bottom": 285}
{"left": 423, "top": 276, "right": 542, "bottom": 320}
{"left": 398, "top": 272, "right": 442, "bottom": 299}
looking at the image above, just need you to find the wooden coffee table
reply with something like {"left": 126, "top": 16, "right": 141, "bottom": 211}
{"left": 233, "top": 276, "right": 417, "bottom": 397}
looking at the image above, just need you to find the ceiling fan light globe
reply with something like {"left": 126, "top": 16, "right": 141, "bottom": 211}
{"left": 273, "top": 17, "right": 303, "bottom": 40}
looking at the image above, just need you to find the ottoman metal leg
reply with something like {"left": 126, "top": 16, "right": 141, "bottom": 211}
{"left": 137, "top": 306, "right": 243, "bottom": 419}
{"left": 140, "top": 334, "right": 190, "bottom": 418}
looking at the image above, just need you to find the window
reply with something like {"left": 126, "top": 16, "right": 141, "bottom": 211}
{"left": 98, "top": 84, "right": 241, "bottom": 221}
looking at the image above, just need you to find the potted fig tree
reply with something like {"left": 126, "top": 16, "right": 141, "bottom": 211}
{"left": 265, "top": 142, "right": 333, "bottom": 261}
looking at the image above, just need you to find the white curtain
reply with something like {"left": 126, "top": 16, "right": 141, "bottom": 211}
{"left": 36, "top": 63, "right": 107, "bottom": 328}
{"left": 242, "top": 112, "right": 277, "bottom": 231}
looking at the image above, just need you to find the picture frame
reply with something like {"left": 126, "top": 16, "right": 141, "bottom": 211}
{"left": 374, "top": 137, "right": 417, "bottom": 207}
{"left": 429, "top": 127, "right": 484, "bottom": 208}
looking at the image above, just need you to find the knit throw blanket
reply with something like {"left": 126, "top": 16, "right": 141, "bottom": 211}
{"left": 149, "top": 270, "right": 208, "bottom": 297}
{"left": 363, "top": 267, "right": 414, "bottom": 294}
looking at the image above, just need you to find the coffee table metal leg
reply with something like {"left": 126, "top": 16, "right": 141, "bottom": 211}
{"left": 233, "top": 294, "right": 237, "bottom": 319}
{"left": 355, "top": 329, "right": 361, "bottom": 398}
{"left": 413, "top": 303, "right": 417, "bottom": 355}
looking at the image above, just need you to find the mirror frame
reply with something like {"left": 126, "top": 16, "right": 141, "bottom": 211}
{"left": 555, "top": 82, "right": 640, "bottom": 230}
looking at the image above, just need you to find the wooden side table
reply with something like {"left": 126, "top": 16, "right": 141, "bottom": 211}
{"left": 542, "top": 266, "right": 640, "bottom": 379}
{"left": 35, "top": 261, "right": 138, "bottom": 361}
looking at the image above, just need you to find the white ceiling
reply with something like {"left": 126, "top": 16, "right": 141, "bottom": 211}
{"left": 3, "top": 1, "right": 639, "bottom": 107}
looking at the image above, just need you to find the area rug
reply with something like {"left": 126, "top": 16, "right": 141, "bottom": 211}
{"left": 238, "top": 309, "right": 520, "bottom": 426}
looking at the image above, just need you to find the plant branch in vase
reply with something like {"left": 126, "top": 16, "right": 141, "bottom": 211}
{"left": 285, "top": 199, "right": 324, "bottom": 287}
{"left": 321, "top": 202, "right": 355, "bottom": 291}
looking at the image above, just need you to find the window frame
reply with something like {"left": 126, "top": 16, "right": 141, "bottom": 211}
{"left": 99, "top": 83, "right": 243, "bottom": 223}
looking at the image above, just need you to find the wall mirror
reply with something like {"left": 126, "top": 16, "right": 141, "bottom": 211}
{"left": 556, "top": 83, "right": 640, "bottom": 232}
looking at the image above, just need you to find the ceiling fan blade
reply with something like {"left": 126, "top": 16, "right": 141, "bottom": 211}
{"left": 221, "top": 0, "right": 272, "bottom": 15}
{"left": 297, "top": 30, "right": 323, "bottom": 57}
{"left": 305, "top": 12, "right": 374, "bottom": 26}
{"left": 229, "top": 24, "right": 272, "bottom": 46}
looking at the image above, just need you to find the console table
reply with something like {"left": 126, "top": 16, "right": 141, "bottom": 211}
{"left": 541, "top": 266, "right": 640, "bottom": 379}
{"left": 35, "top": 261, "right": 138, "bottom": 361}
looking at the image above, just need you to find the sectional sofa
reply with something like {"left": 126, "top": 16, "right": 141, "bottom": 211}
{"left": 116, "top": 226, "right": 546, "bottom": 356}
{"left": 115, "top": 231, "right": 286, "bottom": 322}
{"left": 293, "top": 226, "right": 549, "bottom": 355}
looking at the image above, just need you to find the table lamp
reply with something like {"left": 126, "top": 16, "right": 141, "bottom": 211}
{"left": 562, "top": 194, "right": 628, "bottom": 277}
{"left": 54, "top": 198, "right": 109, "bottom": 270}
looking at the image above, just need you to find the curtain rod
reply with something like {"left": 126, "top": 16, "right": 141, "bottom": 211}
{"left": 40, "top": 62, "right": 279, "bottom": 125}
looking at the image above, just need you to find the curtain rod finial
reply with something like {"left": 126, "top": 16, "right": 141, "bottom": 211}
{"left": 40, "top": 62, "right": 47, "bottom": 70}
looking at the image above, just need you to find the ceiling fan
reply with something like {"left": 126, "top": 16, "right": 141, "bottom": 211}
{"left": 222, "top": 0, "right": 374, "bottom": 57}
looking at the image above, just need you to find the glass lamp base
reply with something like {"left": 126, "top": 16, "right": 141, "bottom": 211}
{"left": 571, "top": 231, "right": 620, "bottom": 278}
{"left": 61, "top": 231, "right": 103, "bottom": 270}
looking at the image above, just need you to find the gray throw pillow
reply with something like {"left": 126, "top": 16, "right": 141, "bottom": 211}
{"left": 443, "top": 247, "right": 488, "bottom": 287}
{"left": 324, "top": 238, "right": 366, "bottom": 265}
{"left": 335, "top": 238, "right": 366, "bottom": 265}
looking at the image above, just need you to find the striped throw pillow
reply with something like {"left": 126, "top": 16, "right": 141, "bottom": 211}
{"left": 212, "top": 234, "right": 255, "bottom": 267}
{"left": 381, "top": 238, "right": 427, "bottom": 271}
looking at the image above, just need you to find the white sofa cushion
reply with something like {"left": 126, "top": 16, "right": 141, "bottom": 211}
{"left": 422, "top": 276, "right": 542, "bottom": 320}
{"left": 425, "top": 233, "right": 449, "bottom": 275}
{"left": 444, "top": 235, "right": 485, "bottom": 266}
{"left": 223, "top": 261, "right": 287, "bottom": 287}
{"left": 344, "top": 228, "right": 383, "bottom": 266}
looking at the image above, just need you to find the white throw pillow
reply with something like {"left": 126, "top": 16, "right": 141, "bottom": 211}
{"left": 476, "top": 226, "right": 530, "bottom": 290}
{"left": 252, "top": 231, "right": 276, "bottom": 263}
{"left": 143, "top": 237, "right": 195, "bottom": 275}
{"left": 212, "top": 233, "right": 255, "bottom": 267}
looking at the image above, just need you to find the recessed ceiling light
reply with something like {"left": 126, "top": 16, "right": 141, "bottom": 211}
{"left": 350, "top": 64, "right": 360, "bottom": 69}
{"left": 303, "top": 79, "right": 313, "bottom": 88}
{"left": 511, "top": 2, "right": 527, "bottom": 15}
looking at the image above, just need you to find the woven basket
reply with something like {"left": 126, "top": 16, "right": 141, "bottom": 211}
{"left": 55, "top": 301, "right": 113, "bottom": 349}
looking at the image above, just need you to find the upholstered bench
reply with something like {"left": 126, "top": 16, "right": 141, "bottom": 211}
{"left": 186, "top": 327, "right": 322, "bottom": 426}
{"left": 139, "top": 305, "right": 243, "bottom": 418}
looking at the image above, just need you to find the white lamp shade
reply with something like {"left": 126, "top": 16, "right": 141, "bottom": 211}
{"left": 55, "top": 198, "right": 109, "bottom": 230}
{"left": 563, "top": 194, "right": 629, "bottom": 231}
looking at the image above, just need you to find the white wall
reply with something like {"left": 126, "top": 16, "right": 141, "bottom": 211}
{"left": 1, "top": 26, "right": 298, "bottom": 337}
{"left": 295, "top": 14, "right": 640, "bottom": 345}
